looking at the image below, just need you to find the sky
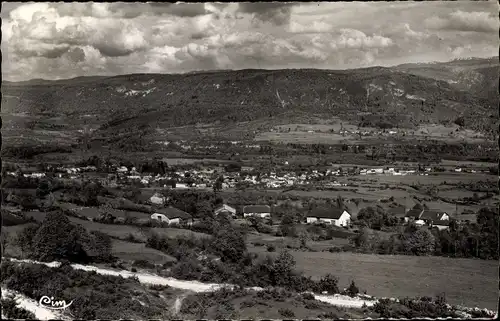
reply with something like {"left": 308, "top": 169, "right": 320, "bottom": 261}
{"left": 1, "top": 1, "right": 498, "bottom": 81}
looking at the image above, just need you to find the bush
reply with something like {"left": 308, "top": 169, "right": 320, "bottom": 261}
{"left": 278, "top": 308, "right": 295, "bottom": 318}
{"left": 301, "top": 292, "right": 315, "bottom": 300}
{"left": 346, "top": 280, "right": 359, "bottom": 297}
{"left": 266, "top": 245, "right": 276, "bottom": 252}
{"left": 132, "top": 259, "right": 155, "bottom": 269}
{"left": 315, "top": 274, "right": 339, "bottom": 294}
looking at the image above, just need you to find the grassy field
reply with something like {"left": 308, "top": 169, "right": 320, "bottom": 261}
{"left": 21, "top": 212, "right": 210, "bottom": 242}
{"left": 111, "top": 240, "right": 176, "bottom": 264}
{"left": 246, "top": 233, "right": 351, "bottom": 251}
{"left": 248, "top": 249, "right": 498, "bottom": 310}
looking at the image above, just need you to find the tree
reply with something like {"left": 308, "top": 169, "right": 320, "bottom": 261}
{"left": 213, "top": 175, "right": 224, "bottom": 195}
{"left": 36, "top": 179, "right": 52, "bottom": 198}
{"left": 14, "top": 223, "right": 40, "bottom": 256}
{"left": 211, "top": 225, "right": 247, "bottom": 263}
{"left": 404, "top": 228, "right": 436, "bottom": 256}
{"left": 298, "top": 231, "right": 309, "bottom": 248}
{"left": 280, "top": 213, "right": 297, "bottom": 237}
{"left": 31, "top": 212, "right": 90, "bottom": 262}
{"left": 272, "top": 250, "right": 296, "bottom": 287}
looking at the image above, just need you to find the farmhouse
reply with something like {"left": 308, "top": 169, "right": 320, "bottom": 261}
{"left": 420, "top": 210, "right": 450, "bottom": 224}
{"left": 214, "top": 204, "right": 237, "bottom": 217}
{"left": 404, "top": 206, "right": 449, "bottom": 226}
{"left": 243, "top": 205, "right": 271, "bottom": 218}
{"left": 151, "top": 206, "right": 193, "bottom": 226}
{"left": 432, "top": 220, "right": 450, "bottom": 231}
{"left": 306, "top": 207, "right": 351, "bottom": 227}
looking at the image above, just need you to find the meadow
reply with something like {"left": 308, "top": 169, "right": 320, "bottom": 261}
{"left": 248, "top": 248, "right": 499, "bottom": 310}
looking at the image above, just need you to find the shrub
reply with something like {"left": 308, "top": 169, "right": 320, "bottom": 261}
{"left": 346, "top": 280, "right": 359, "bottom": 297}
{"left": 132, "top": 259, "right": 155, "bottom": 269}
{"left": 278, "top": 308, "right": 295, "bottom": 318}
{"left": 266, "top": 245, "right": 276, "bottom": 252}
{"left": 301, "top": 292, "right": 315, "bottom": 300}
{"left": 315, "top": 274, "right": 339, "bottom": 294}
{"left": 130, "top": 267, "right": 137, "bottom": 272}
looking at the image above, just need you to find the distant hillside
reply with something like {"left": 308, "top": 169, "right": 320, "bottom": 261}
{"left": 2, "top": 58, "right": 498, "bottom": 137}
{"left": 395, "top": 57, "right": 499, "bottom": 100}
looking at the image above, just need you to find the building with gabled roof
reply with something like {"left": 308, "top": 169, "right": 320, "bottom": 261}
{"left": 306, "top": 207, "right": 351, "bottom": 227}
{"left": 243, "top": 205, "right": 271, "bottom": 218}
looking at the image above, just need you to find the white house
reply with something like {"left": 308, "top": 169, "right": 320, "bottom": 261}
{"left": 151, "top": 213, "right": 179, "bottom": 225}
{"left": 243, "top": 205, "right": 271, "bottom": 218}
{"left": 433, "top": 220, "right": 450, "bottom": 231}
{"left": 214, "top": 204, "right": 237, "bottom": 217}
{"left": 151, "top": 206, "right": 193, "bottom": 226}
{"left": 306, "top": 207, "right": 351, "bottom": 227}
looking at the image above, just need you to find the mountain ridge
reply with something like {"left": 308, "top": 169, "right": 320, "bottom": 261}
{"left": 2, "top": 57, "right": 497, "bottom": 139}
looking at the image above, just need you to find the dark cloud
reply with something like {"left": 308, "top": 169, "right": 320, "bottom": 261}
{"left": 425, "top": 10, "right": 498, "bottom": 33}
{"left": 238, "top": 3, "right": 296, "bottom": 25}
{"left": 14, "top": 44, "right": 70, "bottom": 59}
{"left": 0, "top": 2, "right": 23, "bottom": 18}
{"left": 147, "top": 3, "right": 209, "bottom": 17}
{"left": 65, "top": 47, "right": 86, "bottom": 63}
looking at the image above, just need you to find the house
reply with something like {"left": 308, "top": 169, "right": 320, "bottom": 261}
{"left": 306, "top": 207, "right": 351, "bottom": 227}
{"left": 243, "top": 205, "right": 271, "bottom": 218}
{"left": 150, "top": 193, "right": 167, "bottom": 205}
{"left": 214, "top": 204, "right": 237, "bottom": 217}
{"left": 432, "top": 220, "right": 450, "bottom": 231}
{"left": 404, "top": 206, "right": 449, "bottom": 226}
{"left": 151, "top": 206, "right": 193, "bottom": 226}
{"left": 404, "top": 208, "right": 424, "bottom": 223}
{"left": 420, "top": 210, "right": 449, "bottom": 224}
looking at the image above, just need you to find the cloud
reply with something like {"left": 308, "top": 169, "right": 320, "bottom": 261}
{"left": 425, "top": 10, "right": 498, "bottom": 33}
{"left": 238, "top": 3, "right": 296, "bottom": 25}
{"left": 1, "top": 2, "right": 497, "bottom": 81}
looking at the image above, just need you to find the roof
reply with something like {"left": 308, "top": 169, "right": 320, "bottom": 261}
{"left": 154, "top": 206, "right": 192, "bottom": 219}
{"left": 309, "top": 207, "right": 349, "bottom": 220}
{"left": 388, "top": 206, "right": 407, "bottom": 217}
{"left": 433, "top": 220, "right": 450, "bottom": 226}
{"left": 243, "top": 205, "right": 271, "bottom": 213}
{"left": 215, "top": 204, "right": 236, "bottom": 212}
{"left": 405, "top": 209, "right": 423, "bottom": 218}
{"left": 420, "top": 210, "right": 446, "bottom": 221}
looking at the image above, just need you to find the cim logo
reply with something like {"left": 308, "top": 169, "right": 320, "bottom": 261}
{"left": 39, "top": 296, "right": 73, "bottom": 310}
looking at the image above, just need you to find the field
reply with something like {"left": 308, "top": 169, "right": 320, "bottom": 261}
{"left": 111, "top": 240, "right": 176, "bottom": 264}
{"left": 161, "top": 158, "right": 232, "bottom": 165}
{"left": 20, "top": 212, "right": 210, "bottom": 242}
{"left": 248, "top": 249, "right": 499, "bottom": 310}
{"left": 246, "top": 232, "right": 351, "bottom": 251}
{"left": 255, "top": 122, "right": 490, "bottom": 145}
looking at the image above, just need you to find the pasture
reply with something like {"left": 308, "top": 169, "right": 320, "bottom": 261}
{"left": 21, "top": 211, "right": 210, "bottom": 242}
{"left": 249, "top": 249, "right": 499, "bottom": 310}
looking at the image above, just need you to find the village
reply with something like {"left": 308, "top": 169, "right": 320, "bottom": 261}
{"left": 4, "top": 157, "right": 485, "bottom": 234}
